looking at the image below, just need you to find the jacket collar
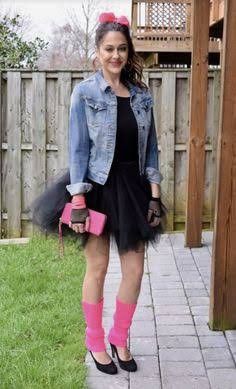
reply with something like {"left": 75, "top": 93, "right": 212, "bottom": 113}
{"left": 95, "top": 68, "right": 141, "bottom": 98}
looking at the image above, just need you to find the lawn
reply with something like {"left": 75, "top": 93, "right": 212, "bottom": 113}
{"left": 0, "top": 233, "right": 88, "bottom": 389}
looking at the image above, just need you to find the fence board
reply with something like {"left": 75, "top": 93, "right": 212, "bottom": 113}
{"left": 57, "top": 73, "right": 71, "bottom": 171}
{"left": 160, "top": 72, "right": 176, "bottom": 230}
{"left": 176, "top": 74, "right": 190, "bottom": 144}
{"left": 6, "top": 72, "right": 21, "bottom": 237}
{"left": 0, "top": 70, "right": 220, "bottom": 237}
{"left": 46, "top": 78, "right": 57, "bottom": 148}
{"left": 31, "top": 72, "right": 46, "bottom": 234}
{"left": 21, "top": 77, "right": 32, "bottom": 143}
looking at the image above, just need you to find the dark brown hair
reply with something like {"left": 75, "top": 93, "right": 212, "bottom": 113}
{"left": 93, "top": 21, "right": 148, "bottom": 90}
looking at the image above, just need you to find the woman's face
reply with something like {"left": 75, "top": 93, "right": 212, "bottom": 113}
{"left": 96, "top": 31, "right": 129, "bottom": 77}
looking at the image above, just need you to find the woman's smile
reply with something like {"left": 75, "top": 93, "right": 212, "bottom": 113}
{"left": 110, "top": 61, "right": 122, "bottom": 67}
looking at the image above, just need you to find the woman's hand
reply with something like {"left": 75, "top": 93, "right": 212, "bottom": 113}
{"left": 69, "top": 208, "right": 90, "bottom": 234}
{"left": 147, "top": 197, "right": 162, "bottom": 227}
{"left": 69, "top": 195, "right": 90, "bottom": 233}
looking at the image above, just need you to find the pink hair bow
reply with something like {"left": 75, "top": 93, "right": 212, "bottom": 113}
{"left": 98, "top": 12, "right": 130, "bottom": 28}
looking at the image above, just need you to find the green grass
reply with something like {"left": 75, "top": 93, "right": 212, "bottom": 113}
{"left": 0, "top": 234, "right": 88, "bottom": 389}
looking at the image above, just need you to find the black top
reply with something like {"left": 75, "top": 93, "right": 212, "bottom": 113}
{"left": 113, "top": 96, "right": 139, "bottom": 163}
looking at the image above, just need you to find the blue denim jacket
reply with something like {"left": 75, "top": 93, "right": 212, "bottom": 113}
{"left": 66, "top": 69, "right": 163, "bottom": 195}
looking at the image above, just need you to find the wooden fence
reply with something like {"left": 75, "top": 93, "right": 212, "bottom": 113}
{"left": 0, "top": 69, "right": 220, "bottom": 238}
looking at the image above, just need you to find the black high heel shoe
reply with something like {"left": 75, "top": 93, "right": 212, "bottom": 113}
{"left": 89, "top": 351, "right": 118, "bottom": 375}
{"left": 110, "top": 343, "right": 137, "bottom": 372}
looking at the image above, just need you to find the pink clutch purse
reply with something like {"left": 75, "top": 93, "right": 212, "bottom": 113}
{"left": 58, "top": 203, "right": 107, "bottom": 256}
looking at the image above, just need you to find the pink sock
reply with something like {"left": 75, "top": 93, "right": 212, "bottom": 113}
{"left": 108, "top": 296, "right": 137, "bottom": 347}
{"left": 82, "top": 297, "right": 106, "bottom": 352}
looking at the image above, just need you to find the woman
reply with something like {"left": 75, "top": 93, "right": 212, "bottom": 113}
{"left": 31, "top": 12, "right": 167, "bottom": 375}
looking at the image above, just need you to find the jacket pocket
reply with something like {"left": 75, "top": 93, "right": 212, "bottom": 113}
{"left": 85, "top": 97, "right": 107, "bottom": 111}
{"left": 85, "top": 97, "right": 108, "bottom": 128}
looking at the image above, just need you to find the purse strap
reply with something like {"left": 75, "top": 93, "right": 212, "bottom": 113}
{"left": 58, "top": 218, "right": 64, "bottom": 257}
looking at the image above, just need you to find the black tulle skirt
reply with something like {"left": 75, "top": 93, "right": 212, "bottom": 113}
{"left": 30, "top": 160, "right": 167, "bottom": 254}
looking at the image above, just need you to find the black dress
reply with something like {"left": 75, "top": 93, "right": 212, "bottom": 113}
{"left": 30, "top": 95, "right": 167, "bottom": 254}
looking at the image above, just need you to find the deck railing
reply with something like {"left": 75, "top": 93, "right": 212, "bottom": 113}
{"left": 131, "top": 0, "right": 222, "bottom": 52}
{"left": 131, "top": 0, "right": 192, "bottom": 40}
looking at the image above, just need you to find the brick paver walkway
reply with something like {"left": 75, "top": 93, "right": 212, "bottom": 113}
{"left": 85, "top": 232, "right": 236, "bottom": 389}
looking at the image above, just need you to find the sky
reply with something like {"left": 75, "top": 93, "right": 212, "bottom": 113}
{"left": 0, "top": 0, "right": 132, "bottom": 40}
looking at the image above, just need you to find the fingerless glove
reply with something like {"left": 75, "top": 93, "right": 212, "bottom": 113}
{"left": 148, "top": 197, "right": 162, "bottom": 225}
{"left": 71, "top": 195, "right": 89, "bottom": 224}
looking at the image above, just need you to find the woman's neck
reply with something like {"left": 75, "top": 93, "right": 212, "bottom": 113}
{"left": 101, "top": 68, "right": 122, "bottom": 88}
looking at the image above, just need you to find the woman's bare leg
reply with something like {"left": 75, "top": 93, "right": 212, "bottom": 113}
{"left": 82, "top": 232, "right": 111, "bottom": 363}
{"left": 82, "top": 233, "right": 110, "bottom": 301}
{"left": 116, "top": 241, "right": 145, "bottom": 360}
{"left": 118, "top": 242, "right": 145, "bottom": 302}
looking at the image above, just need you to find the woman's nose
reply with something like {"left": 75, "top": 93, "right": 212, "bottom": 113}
{"left": 112, "top": 50, "right": 120, "bottom": 58}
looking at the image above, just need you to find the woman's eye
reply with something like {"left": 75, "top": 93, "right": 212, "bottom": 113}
{"left": 105, "top": 47, "right": 127, "bottom": 52}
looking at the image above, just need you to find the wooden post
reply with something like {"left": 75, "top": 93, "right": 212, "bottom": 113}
{"left": 185, "top": 0, "right": 210, "bottom": 246}
{"left": 209, "top": 0, "right": 236, "bottom": 330}
{"left": 212, "top": 0, "right": 220, "bottom": 22}
{"left": 211, "top": 70, "right": 221, "bottom": 229}
{"left": 131, "top": 0, "right": 138, "bottom": 36}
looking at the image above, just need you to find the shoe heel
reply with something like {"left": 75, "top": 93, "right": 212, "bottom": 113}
{"left": 110, "top": 343, "right": 116, "bottom": 358}
{"left": 109, "top": 343, "right": 137, "bottom": 372}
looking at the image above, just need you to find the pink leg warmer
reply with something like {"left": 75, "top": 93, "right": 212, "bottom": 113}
{"left": 108, "top": 296, "right": 137, "bottom": 347}
{"left": 81, "top": 297, "right": 106, "bottom": 352}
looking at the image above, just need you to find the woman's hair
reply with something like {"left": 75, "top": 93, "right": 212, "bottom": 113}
{"left": 93, "top": 22, "right": 148, "bottom": 90}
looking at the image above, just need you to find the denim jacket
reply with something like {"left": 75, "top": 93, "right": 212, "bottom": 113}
{"left": 66, "top": 69, "right": 163, "bottom": 195}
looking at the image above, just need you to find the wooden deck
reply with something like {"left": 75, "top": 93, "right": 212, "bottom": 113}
{"left": 131, "top": 1, "right": 222, "bottom": 55}
{"left": 132, "top": 35, "right": 220, "bottom": 53}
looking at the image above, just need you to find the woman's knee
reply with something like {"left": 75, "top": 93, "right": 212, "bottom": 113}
{"left": 120, "top": 248, "right": 145, "bottom": 282}
{"left": 86, "top": 262, "right": 108, "bottom": 283}
{"left": 122, "top": 264, "right": 144, "bottom": 284}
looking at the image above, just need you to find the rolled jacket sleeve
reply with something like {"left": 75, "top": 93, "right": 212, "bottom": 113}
{"left": 66, "top": 84, "right": 93, "bottom": 196}
{"left": 145, "top": 107, "right": 164, "bottom": 184}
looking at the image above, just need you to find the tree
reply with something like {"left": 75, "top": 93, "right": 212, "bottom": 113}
{"left": 37, "top": 22, "right": 84, "bottom": 70}
{"left": 37, "top": 0, "right": 100, "bottom": 70}
{"left": 0, "top": 13, "right": 48, "bottom": 70}
{"left": 67, "top": 0, "right": 100, "bottom": 69}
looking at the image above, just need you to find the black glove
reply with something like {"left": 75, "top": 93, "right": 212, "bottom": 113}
{"left": 71, "top": 208, "right": 89, "bottom": 224}
{"left": 147, "top": 197, "right": 162, "bottom": 227}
